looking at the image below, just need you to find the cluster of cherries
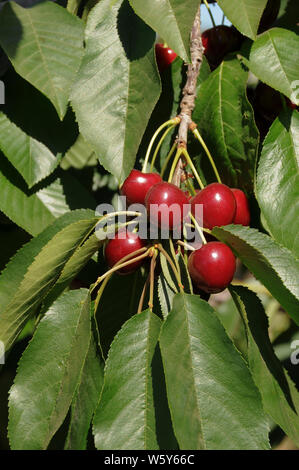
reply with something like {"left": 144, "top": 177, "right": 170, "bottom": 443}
{"left": 105, "top": 169, "right": 250, "bottom": 294}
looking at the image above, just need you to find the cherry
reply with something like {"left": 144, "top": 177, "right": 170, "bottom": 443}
{"left": 191, "top": 182, "right": 236, "bottom": 230}
{"left": 201, "top": 25, "right": 242, "bottom": 68}
{"left": 105, "top": 230, "right": 146, "bottom": 274}
{"left": 188, "top": 241, "right": 236, "bottom": 293}
{"left": 145, "top": 182, "right": 189, "bottom": 229}
{"left": 231, "top": 189, "right": 250, "bottom": 226}
{"left": 155, "top": 43, "right": 177, "bottom": 72}
{"left": 121, "top": 169, "right": 162, "bottom": 206}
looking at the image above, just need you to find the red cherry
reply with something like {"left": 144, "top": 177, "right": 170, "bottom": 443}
{"left": 105, "top": 230, "right": 146, "bottom": 274}
{"left": 145, "top": 182, "right": 189, "bottom": 230}
{"left": 202, "top": 25, "right": 242, "bottom": 68}
{"left": 188, "top": 241, "right": 236, "bottom": 293}
{"left": 121, "top": 169, "right": 162, "bottom": 206}
{"left": 231, "top": 188, "right": 250, "bottom": 226}
{"left": 155, "top": 43, "right": 177, "bottom": 72}
{"left": 191, "top": 182, "right": 236, "bottom": 230}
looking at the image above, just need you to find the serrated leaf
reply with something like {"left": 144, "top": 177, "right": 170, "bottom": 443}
{"left": 0, "top": 209, "right": 94, "bottom": 316}
{"left": 0, "top": 1, "right": 84, "bottom": 119}
{"left": 158, "top": 273, "right": 176, "bottom": 319}
{"left": 129, "top": 0, "right": 200, "bottom": 63}
{"left": 230, "top": 285, "right": 299, "bottom": 446}
{"left": 218, "top": 0, "right": 268, "bottom": 40}
{"left": 0, "top": 215, "right": 98, "bottom": 352}
{"left": 60, "top": 134, "right": 97, "bottom": 170}
{"left": 0, "top": 156, "right": 70, "bottom": 235}
{"left": 212, "top": 225, "right": 299, "bottom": 324}
{"left": 71, "top": 0, "right": 161, "bottom": 183}
{"left": 8, "top": 289, "right": 91, "bottom": 450}
{"left": 192, "top": 56, "right": 258, "bottom": 190}
{"left": 159, "top": 293, "right": 270, "bottom": 450}
{"left": 65, "top": 328, "right": 104, "bottom": 450}
{"left": 93, "top": 310, "right": 161, "bottom": 450}
{"left": 256, "top": 110, "right": 299, "bottom": 256}
{"left": 241, "top": 28, "right": 299, "bottom": 102}
{"left": 0, "top": 112, "right": 59, "bottom": 188}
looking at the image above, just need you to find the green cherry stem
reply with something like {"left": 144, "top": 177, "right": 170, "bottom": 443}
{"left": 160, "top": 141, "right": 178, "bottom": 178}
{"left": 168, "top": 147, "right": 184, "bottom": 183}
{"left": 203, "top": 0, "right": 216, "bottom": 28}
{"left": 137, "top": 273, "right": 150, "bottom": 314}
{"left": 181, "top": 148, "right": 205, "bottom": 189}
{"left": 91, "top": 246, "right": 149, "bottom": 294}
{"left": 148, "top": 251, "right": 157, "bottom": 310}
{"left": 142, "top": 118, "right": 180, "bottom": 173}
{"left": 177, "top": 239, "right": 195, "bottom": 251}
{"left": 192, "top": 128, "right": 222, "bottom": 183}
{"left": 189, "top": 212, "right": 207, "bottom": 245}
{"left": 150, "top": 124, "right": 176, "bottom": 172}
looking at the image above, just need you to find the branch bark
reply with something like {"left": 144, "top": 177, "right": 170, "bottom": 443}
{"left": 172, "top": 4, "right": 204, "bottom": 186}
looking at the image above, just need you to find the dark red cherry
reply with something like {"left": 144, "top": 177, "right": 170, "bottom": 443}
{"left": 188, "top": 241, "right": 236, "bottom": 293}
{"left": 105, "top": 230, "right": 146, "bottom": 274}
{"left": 201, "top": 25, "right": 242, "bottom": 68}
{"left": 191, "top": 182, "right": 236, "bottom": 230}
{"left": 155, "top": 43, "right": 177, "bottom": 72}
{"left": 231, "top": 188, "right": 250, "bottom": 226}
{"left": 121, "top": 169, "right": 162, "bottom": 206}
{"left": 145, "top": 182, "right": 189, "bottom": 229}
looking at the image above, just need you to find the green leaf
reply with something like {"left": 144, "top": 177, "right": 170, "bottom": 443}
{"left": 93, "top": 310, "right": 161, "bottom": 450}
{"left": 230, "top": 286, "right": 299, "bottom": 446}
{"left": 71, "top": 0, "right": 161, "bottom": 183}
{"left": 0, "top": 156, "right": 70, "bottom": 235}
{"left": 0, "top": 215, "right": 98, "bottom": 352}
{"left": 8, "top": 289, "right": 91, "bottom": 450}
{"left": 128, "top": 0, "right": 200, "bottom": 62}
{"left": 192, "top": 56, "right": 258, "bottom": 190}
{"left": 0, "top": 209, "right": 94, "bottom": 316}
{"left": 0, "top": 1, "right": 84, "bottom": 119}
{"left": 256, "top": 110, "right": 299, "bottom": 256}
{"left": 0, "top": 112, "right": 60, "bottom": 188}
{"left": 241, "top": 28, "right": 299, "bottom": 102}
{"left": 65, "top": 328, "right": 104, "bottom": 450}
{"left": 60, "top": 134, "right": 97, "bottom": 170}
{"left": 158, "top": 273, "right": 176, "bottom": 319}
{"left": 218, "top": 0, "right": 268, "bottom": 40}
{"left": 212, "top": 225, "right": 299, "bottom": 324}
{"left": 159, "top": 293, "right": 270, "bottom": 450}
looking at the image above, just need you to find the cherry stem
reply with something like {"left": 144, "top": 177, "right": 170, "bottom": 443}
{"left": 142, "top": 118, "right": 180, "bottom": 173}
{"left": 182, "top": 148, "right": 205, "bottom": 189}
{"left": 192, "top": 128, "right": 222, "bottom": 183}
{"left": 150, "top": 124, "right": 176, "bottom": 172}
{"left": 189, "top": 212, "right": 207, "bottom": 245}
{"left": 169, "top": 238, "right": 181, "bottom": 278}
{"left": 91, "top": 246, "right": 149, "bottom": 293}
{"left": 168, "top": 147, "right": 184, "bottom": 183}
{"left": 203, "top": 0, "right": 216, "bottom": 28}
{"left": 186, "top": 177, "right": 197, "bottom": 196}
{"left": 157, "top": 244, "right": 184, "bottom": 292}
{"left": 160, "top": 141, "right": 178, "bottom": 178}
{"left": 177, "top": 239, "right": 196, "bottom": 251}
{"left": 137, "top": 273, "right": 150, "bottom": 314}
{"left": 148, "top": 252, "right": 157, "bottom": 310}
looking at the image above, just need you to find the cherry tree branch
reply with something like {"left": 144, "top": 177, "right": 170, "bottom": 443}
{"left": 172, "top": 4, "right": 204, "bottom": 186}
